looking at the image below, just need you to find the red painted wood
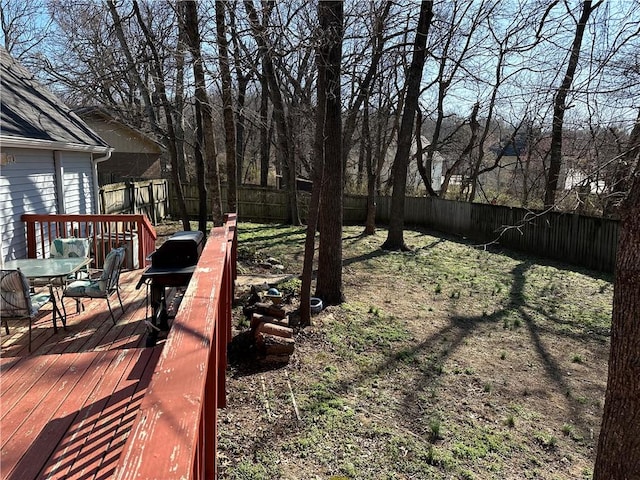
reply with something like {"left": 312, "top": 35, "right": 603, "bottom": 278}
{"left": 0, "top": 353, "right": 66, "bottom": 421}
{"left": 1, "top": 351, "right": 107, "bottom": 475}
{"left": 94, "top": 347, "right": 162, "bottom": 480}
{"left": 2, "top": 215, "right": 237, "bottom": 480}
{"left": 115, "top": 216, "right": 237, "bottom": 480}
{"left": 21, "top": 214, "right": 157, "bottom": 269}
{"left": 43, "top": 348, "right": 158, "bottom": 479}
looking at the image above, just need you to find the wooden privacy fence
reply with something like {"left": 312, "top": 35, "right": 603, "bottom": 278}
{"left": 170, "top": 184, "right": 618, "bottom": 273}
{"left": 21, "top": 213, "right": 157, "bottom": 271}
{"left": 100, "top": 180, "right": 169, "bottom": 224}
{"left": 115, "top": 213, "right": 237, "bottom": 480}
{"left": 375, "top": 196, "right": 618, "bottom": 272}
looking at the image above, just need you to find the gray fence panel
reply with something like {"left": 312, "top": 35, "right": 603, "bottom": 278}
{"left": 168, "top": 183, "right": 618, "bottom": 272}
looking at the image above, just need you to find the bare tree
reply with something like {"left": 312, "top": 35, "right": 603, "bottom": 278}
{"left": 383, "top": 0, "right": 433, "bottom": 251}
{"left": 314, "top": 0, "right": 345, "bottom": 307}
{"left": 215, "top": 0, "right": 237, "bottom": 213}
{"left": 544, "top": 0, "right": 602, "bottom": 208}
{"left": 244, "top": 0, "right": 299, "bottom": 223}
{"left": 0, "top": 0, "right": 51, "bottom": 61}
{"left": 182, "top": 0, "right": 223, "bottom": 229}
{"left": 107, "top": 0, "right": 192, "bottom": 229}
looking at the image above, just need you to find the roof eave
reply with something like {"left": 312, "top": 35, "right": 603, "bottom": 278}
{"left": 0, "top": 135, "right": 112, "bottom": 154}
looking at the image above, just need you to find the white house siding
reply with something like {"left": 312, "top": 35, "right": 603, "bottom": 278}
{"left": 0, "top": 149, "right": 58, "bottom": 262}
{"left": 61, "top": 152, "right": 95, "bottom": 215}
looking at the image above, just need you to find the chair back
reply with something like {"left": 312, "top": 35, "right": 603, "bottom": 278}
{"left": 100, "top": 247, "right": 125, "bottom": 292}
{"left": 50, "top": 238, "right": 90, "bottom": 259}
{"left": 0, "top": 270, "right": 33, "bottom": 318}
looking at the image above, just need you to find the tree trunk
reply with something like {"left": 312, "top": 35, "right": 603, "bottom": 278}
{"left": 111, "top": 0, "right": 190, "bottom": 230}
{"left": 236, "top": 74, "right": 248, "bottom": 186}
{"left": 216, "top": 0, "right": 237, "bottom": 213}
{"left": 415, "top": 108, "right": 438, "bottom": 197}
{"left": 259, "top": 64, "right": 270, "bottom": 187}
{"left": 174, "top": 22, "right": 188, "bottom": 184}
{"left": 594, "top": 113, "right": 640, "bottom": 477}
{"left": 544, "top": 0, "right": 600, "bottom": 208}
{"left": 341, "top": 1, "right": 392, "bottom": 170}
{"left": 382, "top": 0, "right": 433, "bottom": 250}
{"left": 362, "top": 100, "right": 376, "bottom": 235}
{"left": 594, "top": 172, "right": 640, "bottom": 477}
{"left": 182, "top": 2, "right": 206, "bottom": 231}
{"left": 244, "top": 0, "right": 297, "bottom": 224}
{"left": 314, "top": 0, "right": 344, "bottom": 306}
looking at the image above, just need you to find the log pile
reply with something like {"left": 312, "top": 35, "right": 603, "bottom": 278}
{"left": 250, "top": 303, "right": 295, "bottom": 363}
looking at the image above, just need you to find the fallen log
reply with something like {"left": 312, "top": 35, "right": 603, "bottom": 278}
{"left": 255, "top": 322, "right": 293, "bottom": 340}
{"left": 256, "top": 333, "right": 295, "bottom": 355}
{"left": 251, "top": 313, "right": 290, "bottom": 330}
{"left": 254, "top": 302, "right": 287, "bottom": 319}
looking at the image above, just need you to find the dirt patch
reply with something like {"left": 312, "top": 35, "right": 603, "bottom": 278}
{"left": 218, "top": 222, "right": 611, "bottom": 479}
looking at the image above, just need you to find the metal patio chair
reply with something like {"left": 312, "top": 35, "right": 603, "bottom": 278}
{"left": 1, "top": 269, "right": 52, "bottom": 352}
{"left": 62, "top": 247, "right": 126, "bottom": 324}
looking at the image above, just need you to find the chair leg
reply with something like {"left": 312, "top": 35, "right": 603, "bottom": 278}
{"left": 2, "top": 318, "right": 8, "bottom": 335}
{"left": 106, "top": 298, "right": 116, "bottom": 325}
{"left": 55, "top": 287, "right": 67, "bottom": 321}
{"left": 117, "top": 288, "right": 124, "bottom": 313}
{"left": 28, "top": 318, "right": 32, "bottom": 353}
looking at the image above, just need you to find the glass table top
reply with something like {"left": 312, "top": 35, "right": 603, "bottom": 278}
{"left": 3, "top": 258, "right": 92, "bottom": 279}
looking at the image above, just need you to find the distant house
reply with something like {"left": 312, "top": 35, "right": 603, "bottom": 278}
{"left": 0, "top": 48, "right": 112, "bottom": 262}
{"left": 75, "top": 107, "right": 163, "bottom": 184}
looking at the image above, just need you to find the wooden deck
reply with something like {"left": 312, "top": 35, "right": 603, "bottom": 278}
{"left": 0, "top": 270, "right": 170, "bottom": 479}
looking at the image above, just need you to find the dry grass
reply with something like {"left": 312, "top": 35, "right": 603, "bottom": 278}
{"left": 207, "top": 222, "right": 612, "bottom": 480}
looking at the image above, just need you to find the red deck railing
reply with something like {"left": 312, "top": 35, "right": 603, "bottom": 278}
{"left": 115, "top": 213, "right": 237, "bottom": 480}
{"left": 21, "top": 213, "right": 157, "bottom": 270}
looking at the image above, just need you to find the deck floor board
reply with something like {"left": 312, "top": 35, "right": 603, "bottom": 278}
{"left": 0, "top": 270, "right": 167, "bottom": 480}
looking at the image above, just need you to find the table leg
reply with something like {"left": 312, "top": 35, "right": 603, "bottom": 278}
{"left": 48, "top": 285, "right": 63, "bottom": 333}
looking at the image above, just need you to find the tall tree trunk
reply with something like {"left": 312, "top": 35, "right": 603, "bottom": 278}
{"left": 362, "top": 98, "right": 376, "bottom": 235}
{"left": 341, "top": 1, "right": 392, "bottom": 169}
{"left": 182, "top": 1, "right": 207, "bottom": 231}
{"left": 236, "top": 74, "right": 248, "bottom": 187}
{"left": 259, "top": 64, "right": 270, "bottom": 187}
{"left": 415, "top": 108, "right": 438, "bottom": 197}
{"left": 244, "top": 0, "right": 297, "bottom": 223}
{"left": 216, "top": 0, "right": 237, "bottom": 213}
{"left": 382, "top": 0, "right": 433, "bottom": 250}
{"left": 109, "top": 0, "right": 190, "bottom": 230}
{"left": 594, "top": 138, "right": 640, "bottom": 477}
{"left": 314, "top": 0, "right": 344, "bottom": 306}
{"left": 544, "top": 0, "right": 601, "bottom": 208}
{"left": 174, "top": 21, "right": 188, "bottom": 184}
{"left": 183, "top": 1, "right": 222, "bottom": 229}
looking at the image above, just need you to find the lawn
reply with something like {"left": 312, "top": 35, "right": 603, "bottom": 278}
{"left": 217, "top": 222, "right": 612, "bottom": 480}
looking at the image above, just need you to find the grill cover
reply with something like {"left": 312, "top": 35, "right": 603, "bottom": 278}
{"left": 150, "top": 231, "right": 205, "bottom": 269}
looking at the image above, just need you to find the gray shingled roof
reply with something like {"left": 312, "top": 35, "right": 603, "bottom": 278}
{"left": 0, "top": 48, "right": 108, "bottom": 150}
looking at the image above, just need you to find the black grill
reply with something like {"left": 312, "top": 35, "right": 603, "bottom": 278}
{"left": 148, "top": 231, "right": 205, "bottom": 270}
{"left": 137, "top": 230, "right": 205, "bottom": 346}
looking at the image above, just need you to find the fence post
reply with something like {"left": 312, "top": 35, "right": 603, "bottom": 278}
{"left": 149, "top": 181, "right": 157, "bottom": 224}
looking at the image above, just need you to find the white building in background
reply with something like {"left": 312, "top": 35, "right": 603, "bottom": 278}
{"left": 564, "top": 168, "right": 606, "bottom": 194}
{"left": 0, "top": 48, "right": 112, "bottom": 263}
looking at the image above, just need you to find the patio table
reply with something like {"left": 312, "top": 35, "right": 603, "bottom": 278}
{"left": 3, "top": 257, "right": 93, "bottom": 331}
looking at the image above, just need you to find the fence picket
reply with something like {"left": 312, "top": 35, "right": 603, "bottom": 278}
{"left": 167, "top": 185, "right": 617, "bottom": 273}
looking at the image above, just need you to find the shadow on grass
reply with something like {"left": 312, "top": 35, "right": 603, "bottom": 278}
{"left": 239, "top": 224, "right": 305, "bottom": 247}
{"left": 306, "top": 259, "right": 599, "bottom": 440}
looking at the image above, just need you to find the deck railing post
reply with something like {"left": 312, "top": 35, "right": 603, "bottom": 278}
{"left": 25, "top": 217, "right": 36, "bottom": 258}
{"left": 21, "top": 214, "right": 156, "bottom": 268}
